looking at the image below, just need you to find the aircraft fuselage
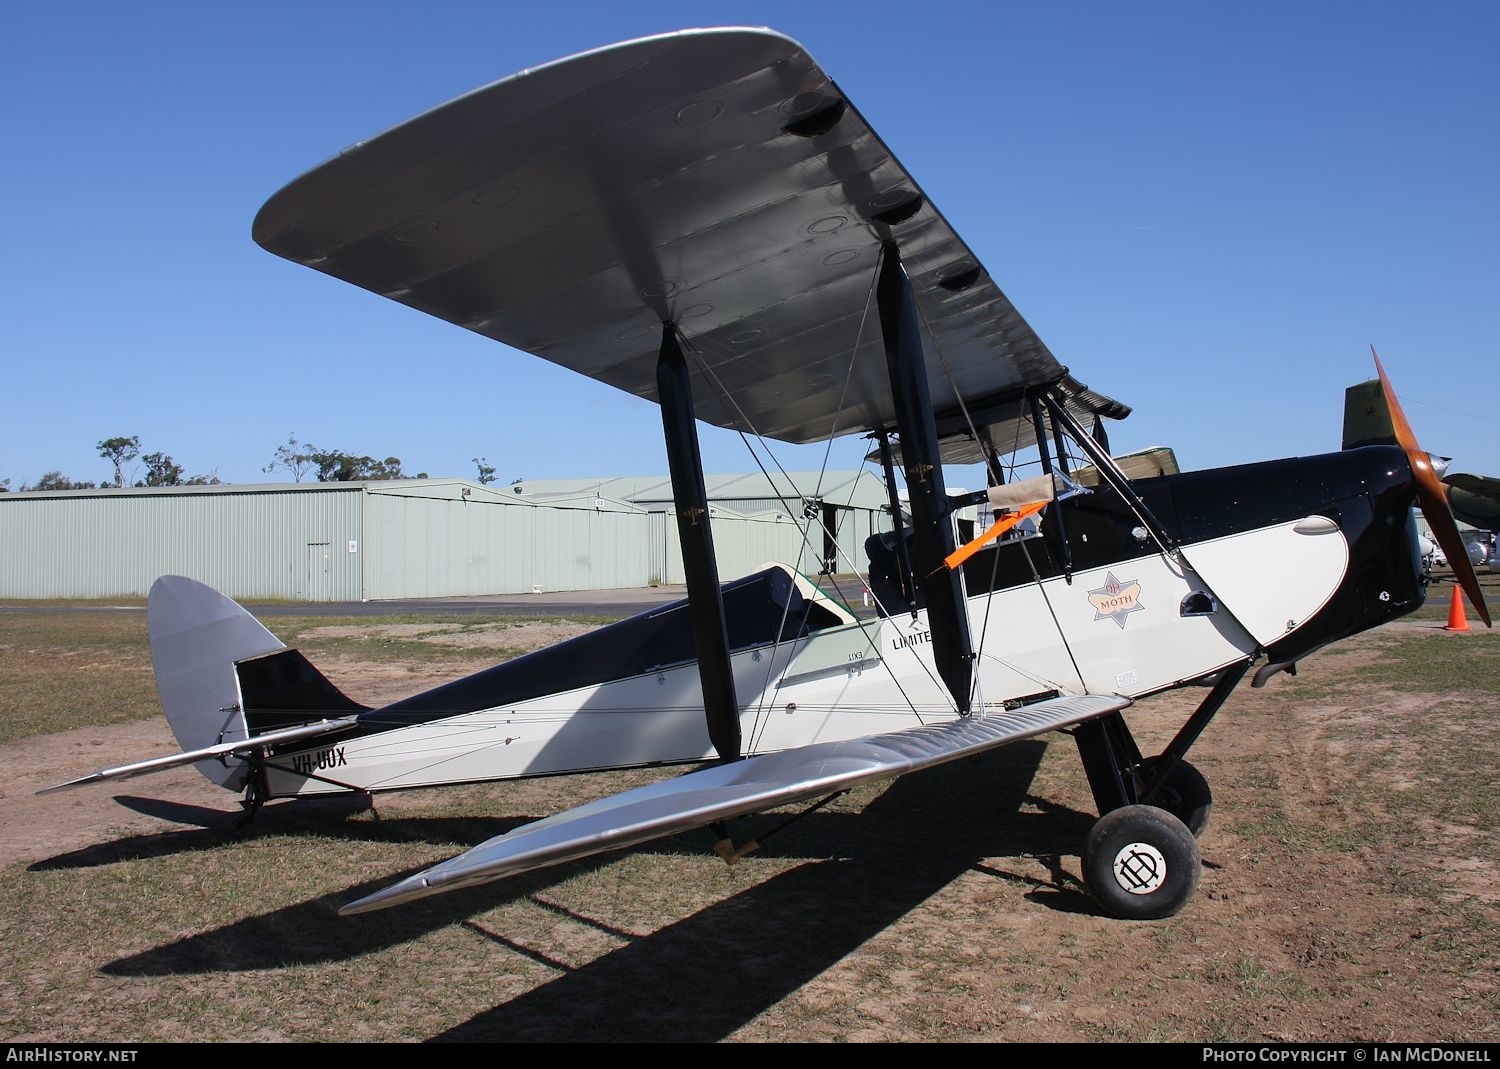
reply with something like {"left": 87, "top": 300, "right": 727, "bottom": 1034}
{"left": 255, "top": 445, "right": 1425, "bottom": 798}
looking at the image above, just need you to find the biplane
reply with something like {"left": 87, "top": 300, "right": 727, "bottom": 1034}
{"left": 42, "top": 27, "right": 1491, "bottom": 921}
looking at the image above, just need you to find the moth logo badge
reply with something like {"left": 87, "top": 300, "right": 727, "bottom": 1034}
{"left": 1088, "top": 572, "right": 1144, "bottom": 629}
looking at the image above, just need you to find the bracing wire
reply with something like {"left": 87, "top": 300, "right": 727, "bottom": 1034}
{"left": 676, "top": 253, "right": 961, "bottom": 732}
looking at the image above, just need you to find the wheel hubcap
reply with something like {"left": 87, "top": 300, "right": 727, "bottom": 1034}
{"left": 1112, "top": 842, "right": 1167, "bottom": 894}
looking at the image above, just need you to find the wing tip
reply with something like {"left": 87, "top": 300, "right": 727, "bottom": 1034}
{"left": 35, "top": 773, "right": 103, "bottom": 796}
{"left": 340, "top": 877, "right": 434, "bottom": 916}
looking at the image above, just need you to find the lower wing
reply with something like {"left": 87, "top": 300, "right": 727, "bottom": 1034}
{"left": 341, "top": 692, "right": 1129, "bottom": 914}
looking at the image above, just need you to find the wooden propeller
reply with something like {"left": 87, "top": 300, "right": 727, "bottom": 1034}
{"left": 1373, "top": 347, "right": 1491, "bottom": 627}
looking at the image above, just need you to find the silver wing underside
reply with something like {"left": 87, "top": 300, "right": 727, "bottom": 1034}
{"left": 254, "top": 27, "right": 1126, "bottom": 446}
{"left": 873, "top": 375, "right": 1132, "bottom": 467}
{"left": 341, "top": 692, "right": 1128, "bottom": 914}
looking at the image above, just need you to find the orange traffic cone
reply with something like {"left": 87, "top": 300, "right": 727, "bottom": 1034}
{"left": 1444, "top": 585, "right": 1471, "bottom": 632}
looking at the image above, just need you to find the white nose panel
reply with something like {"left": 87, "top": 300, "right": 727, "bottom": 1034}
{"left": 1178, "top": 519, "right": 1350, "bottom": 646}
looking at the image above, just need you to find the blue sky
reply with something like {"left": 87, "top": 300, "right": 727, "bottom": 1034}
{"left": 4, "top": 1, "right": 1496, "bottom": 491}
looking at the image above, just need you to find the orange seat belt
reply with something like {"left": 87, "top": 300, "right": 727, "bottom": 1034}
{"left": 943, "top": 500, "right": 1049, "bottom": 571}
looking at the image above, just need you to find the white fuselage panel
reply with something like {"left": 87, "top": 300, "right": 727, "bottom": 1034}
{"left": 1173, "top": 517, "right": 1350, "bottom": 647}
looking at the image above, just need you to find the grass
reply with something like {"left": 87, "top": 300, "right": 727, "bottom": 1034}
{"left": 0, "top": 611, "right": 615, "bottom": 745}
{"left": 1, "top": 600, "right": 1497, "bottom": 1042}
{"left": 1263, "top": 621, "right": 1500, "bottom": 835}
{"left": 0, "top": 611, "right": 156, "bottom": 744}
{"left": 1358, "top": 629, "right": 1500, "bottom": 692}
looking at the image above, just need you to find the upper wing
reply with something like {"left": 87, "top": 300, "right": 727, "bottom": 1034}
{"left": 871, "top": 374, "right": 1131, "bottom": 466}
{"left": 254, "top": 27, "right": 1124, "bottom": 447}
{"left": 1075, "top": 445, "right": 1180, "bottom": 486}
{"left": 340, "top": 692, "right": 1127, "bottom": 914}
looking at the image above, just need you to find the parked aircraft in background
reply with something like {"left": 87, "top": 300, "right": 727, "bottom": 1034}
{"left": 1343, "top": 378, "right": 1499, "bottom": 574}
{"left": 1345, "top": 380, "right": 1500, "bottom": 527}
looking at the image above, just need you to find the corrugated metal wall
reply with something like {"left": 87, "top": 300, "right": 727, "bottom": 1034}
{"left": 362, "top": 484, "right": 656, "bottom": 597}
{"left": 364, "top": 485, "right": 534, "bottom": 598}
{"left": 0, "top": 486, "right": 363, "bottom": 599}
{"left": 0, "top": 479, "right": 896, "bottom": 601}
{"left": 647, "top": 511, "right": 669, "bottom": 586}
{"left": 660, "top": 510, "right": 812, "bottom": 585}
{"left": 825, "top": 505, "right": 884, "bottom": 575}
{"left": 528, "top": 503, "right": 654, "bottom": 593}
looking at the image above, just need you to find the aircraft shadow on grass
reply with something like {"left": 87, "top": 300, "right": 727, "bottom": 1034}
{"left": 96, "top": 742, "right": 1101, "bottom": 1041}
{"left": 28, "top": 793, "right": 530, "bottom": 871}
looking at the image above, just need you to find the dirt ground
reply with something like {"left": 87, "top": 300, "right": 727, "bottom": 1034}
{"left": 1, "top": 614, "right": 1495, "bottom": 1044}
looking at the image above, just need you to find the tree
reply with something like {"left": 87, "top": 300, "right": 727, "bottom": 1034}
{"left": 0, "top": 478, "right": 8, "bottom": 493}
{"left": 309, "top": 449, "right": 356, "bottom": 482}
{"left": 29, "top": 471, "right": 98, "bottom": 491}
{"left": 308, "top": 450, "right": 410, "bottom": 482}
{"left": 264, "top": 433, "right": 315, "bottom": 482}
{"left": 473, "top": 456, "right": 496, "bottom": 484}
{"left": 372, "top": 457, "right": 407, "bottom": 480}
{"left": 185, "top": 471, "right": 222, "bottom": 485}
{"left": 138, "top": 452, "right": 185, "bottom": 487}
{"left": 97, "top": 436, "right": 141, "bottom": 488}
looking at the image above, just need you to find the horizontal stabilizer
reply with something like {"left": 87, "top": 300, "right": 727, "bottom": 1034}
{"left": 340, "top": 693, "right": 1128, "bottom": 915}
{"left": 36, "top": 717, "right": 359, "bottom": 795}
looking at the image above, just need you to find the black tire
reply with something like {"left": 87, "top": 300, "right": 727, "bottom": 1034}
{"left": 1138, "top": 756, "right": 1212, "bottom": 838}
{"left": 1083, "top": 804, "right": 1201, "bottom": 920}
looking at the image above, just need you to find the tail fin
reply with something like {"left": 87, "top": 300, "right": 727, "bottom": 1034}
{"left": 1343, "top": 378, "right": 1451, "bottom": 477}
{"left": 149, "top": 576, "right": 283, "bottom": 788}
{"left": 148, "top": 576, "right": 366, "bottom": 789}
{"left": 39, "top": 577, "right": 364, "bottom": 795}
{"left": 1343, "top": 379, "right": 1395, "bottom": 450}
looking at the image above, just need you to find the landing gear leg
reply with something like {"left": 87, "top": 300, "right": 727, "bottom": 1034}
{"left": 1070, "top": 660, "right": 1247, "bottom": 917}
{"left": 1138, "top": 755, "right": 1212, "bottom": 838}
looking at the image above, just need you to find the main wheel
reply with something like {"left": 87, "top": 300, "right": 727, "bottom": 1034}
{"left": 1083, "top": 804, "right": 1201, "bottom": 920}
{"left": 1137, "top": 756, "right": 1212, "bottom": 838}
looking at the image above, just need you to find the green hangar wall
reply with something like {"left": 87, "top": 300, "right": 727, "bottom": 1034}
{"left": 0, "top": 478, "right": 827, "bottom": 601}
